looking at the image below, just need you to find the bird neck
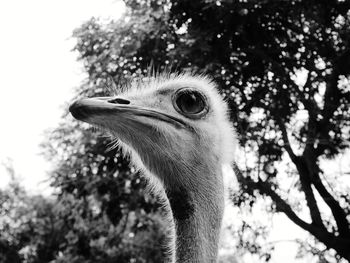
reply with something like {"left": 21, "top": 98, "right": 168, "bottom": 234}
{"left": 166, "top": 166, "right": 225, "bottom": 263}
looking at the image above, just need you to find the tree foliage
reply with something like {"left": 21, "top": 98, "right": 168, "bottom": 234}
{"left": 41, "top": 119, "right": 168, "bottom": 262}
{"left": 70, "top": 0, "right": 350, "bottom": 261}
{"left": 1, "top": 158, "right": 167, "bottom": 262}
{"left": 0, "top": 162, "right": 66, "bottom": 263}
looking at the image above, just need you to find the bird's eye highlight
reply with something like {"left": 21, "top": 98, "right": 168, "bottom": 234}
{"left": 173, "top": 89, "right": 208, "bottom": 118}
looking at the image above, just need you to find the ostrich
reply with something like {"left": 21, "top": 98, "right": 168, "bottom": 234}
{"left": 69, "top": 73, "right": 236, "bottom": 263}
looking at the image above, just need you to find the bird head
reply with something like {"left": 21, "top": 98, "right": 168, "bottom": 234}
{"left": 69, "top": 74, "right": 236, "bottom": 191}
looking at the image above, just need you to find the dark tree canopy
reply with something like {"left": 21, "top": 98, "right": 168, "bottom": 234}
{"left": 71, "top": 0, "right": 350, "bottom": 261}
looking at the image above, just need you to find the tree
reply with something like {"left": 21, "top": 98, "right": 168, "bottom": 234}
{"left": 0, "top": 145, "right": 167, "bottom": 262}
{"left": 43, "top": 121, "right": 168, "bottom": 262}
{"left": 0, "top": 161, "right": 67, "bottom": 263}
{"left": 68, "top": 0, "right": 350, "bottom": 261}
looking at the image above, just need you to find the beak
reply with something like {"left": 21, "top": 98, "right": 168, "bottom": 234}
{"left": 69, "top": 97, "right": 122, "bottom": 121}
{"left": 69, "top": 96, "right": 190, "bottom": 130}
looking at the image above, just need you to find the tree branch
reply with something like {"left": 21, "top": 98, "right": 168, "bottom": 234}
{"left": 316, "top": 49, "right": 350, "bottom": 154}
{"left": 300, "top": 48, "right": 350, "bottom": 238}
{"left": 312, "top": 172, "right": 350, "bottom": 237}
{"left": 232, "top": 162, "right": 310, "bottom": 231}
{"left": 293, "top": 157, "right": 326, "bottom": 229}
{"left": 302, "top": 149, "right": 350, "bottom": 238}
{"left": 275, "top": 117, "right": 298, "bottom": 163}
{"left": 232, "top": 162, "right": 350, "bottom": 260}
{"left": 274, "top": 116, "right": 325, "bottom": 229}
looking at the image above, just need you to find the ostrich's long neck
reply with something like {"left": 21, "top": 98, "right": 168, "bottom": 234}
{"left": 167, "top": 166, "right": 224, "bottom": 263}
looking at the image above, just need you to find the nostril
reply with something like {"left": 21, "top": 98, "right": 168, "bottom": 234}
{"left": 108, "top": 98, "right": 130, "bottom": 104}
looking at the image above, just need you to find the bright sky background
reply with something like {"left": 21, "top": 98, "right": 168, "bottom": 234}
{"left": 0, "top": 0, "right": 126, "bottom": 193}
{"left": 0, "top": 1, "right": 348, "bottom": 263}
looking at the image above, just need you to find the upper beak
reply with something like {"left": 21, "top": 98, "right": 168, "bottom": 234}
{"left": 69, "top": 96, "right": 190, "bottom": 130}
{"left": 69, "top": 97, "right": 125, "bottom": 120}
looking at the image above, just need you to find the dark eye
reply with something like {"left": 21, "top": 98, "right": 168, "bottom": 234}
{"left": 173, "top": 89, "right": 208, "bottom": 118}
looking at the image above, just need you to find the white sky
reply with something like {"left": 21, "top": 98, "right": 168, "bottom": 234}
{"left": 0, "top": 0, "right": 125, "bottom": 193}
{"left": 0, "top": 1, "right": 348, "bottom": 262}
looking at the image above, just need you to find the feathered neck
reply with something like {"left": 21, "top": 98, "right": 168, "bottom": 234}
{"left": 167, "top": 166, "right": 224, "bottom": 263}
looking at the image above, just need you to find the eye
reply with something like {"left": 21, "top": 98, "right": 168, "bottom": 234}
{"left": 173, "top": 88, "right": 208, "bottom": 118}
